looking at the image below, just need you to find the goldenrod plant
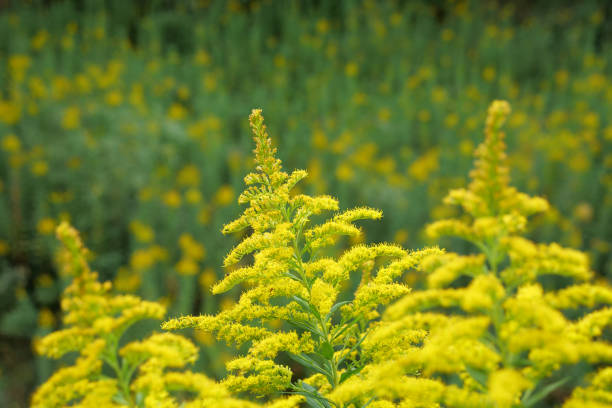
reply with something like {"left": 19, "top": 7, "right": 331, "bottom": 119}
{"left": 163, "top": 109, "right": 439, "bottom": 406}
{"left": 31, "top": 222, "right": 290, "bottom": 408}
{"left": 330, "top": 101, "right": 612, "bottom": 407}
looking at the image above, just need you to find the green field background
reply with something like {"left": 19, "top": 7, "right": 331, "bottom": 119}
{"left": 0, "top": 0, "right": 610, "bottom": 406}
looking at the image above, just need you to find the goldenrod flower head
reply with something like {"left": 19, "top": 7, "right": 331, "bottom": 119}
{"left": 33, "top": 223, "right": 253, "bottom": 408}
{"left": 376, "top": 101, "right": 612, "bottom": 407}
{"left": 164, "top": 110, "right": 437, "bottom": 402}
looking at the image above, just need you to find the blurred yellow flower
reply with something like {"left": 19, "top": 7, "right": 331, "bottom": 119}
{"left": 163, "top": 190, "right": 182, "bottom": 207}
{"left": 199, "top": 267, "right": 217, "bottom": 290}
{"left": 352, "top": 92, "right": 367, "bottom": 105}
{"left": 444, "top": 113, "right": 459, "bottom": 128}
{"left": 179, "top": 234, "right": 206, "bottom": 261}
{"left": 129, "top": 221, "right": 155, "bottom": 243}
{"left": 431, "top": 87, "right": 448, "bottom": 104}
{"left": 0, "top": 101, "right": 21, "bottom": 124}
{"left": 203, "top": 73, "right": 217, "bottom": 91}
{"left": 394, "top": 229, "right": 409, "bottom": 244}
{"left": 378, "top": 107, "right": 391, "bottom": 123}
{"left": 459, "top": 139, "right": 474, "bottom": 156}
{"left": 197, "top": 207, "right": 211, "bottom": 225}
{"left": 316, "top": 19, "right": 330, "bottom": 34}
{"left": 176, "top": 258, "right": 199, "bottom": 276}
{"left": 0, "top": 240, "right": 8, "bottom": 256}
{"left": 345, "top": 62, "right": 358, "bottom": 77}
{"left": 105, "top": 90, "right": 123, "bottom": 106}
{"left": 194, "top": 49, "right": 211, "bottom": 66}
{"left": 176, "top": 164, "right": 200, "bottom": 186}
{"left": 312, "top": 128, "right": 327, "bottom": 149}
{"left": 185, "top": 188, "right": 202, "bottom": 204}
{"left": 482, "top": 66, "right": 496, "bottom": 82}
{"left": 31, "top": 29, "right": 49, "bottom": 50}
{"left": 214, "top": 185, "right": 235, "bottom": 206}
{"left": 31, "top": 161, "right": 48, "bottom": 176}
{"left": 62, "top": 106, "right": 81, "bottom": 130}
{"left": 417, "top": 109, "right": 431, "bottom": 123}
{"left": 8, "top": 54, "right": 31, "bottom": 82}
{"left": 408, "top": 149, "right": 439, "bottom": 181}
{"left": 554, "top": 70, "right": 569, "bottom": 87}
{"left": 573, "top": 202, "right": 593, "bottom": 222}
{"left": 37, "top": 218, "right": 56, "bottom": 235}
{"left": 168, "top": 103, "right": 188, "bottom": 120}
{"left": 37, "top": 308, "right": 56, "bottom": 328}
{"left": 335, "top": 162, "right": 354, "bottom": 181}
{"left": 2, "top": 134, "right": 21, "bottom": 153}
{"left": 441, "top": 28, "right": 454, "bottom": 42}
{"left": 114, "top": 266, "right": 141, "bottom": 293}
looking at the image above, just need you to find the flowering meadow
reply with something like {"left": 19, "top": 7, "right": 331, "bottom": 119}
{"left": 0, "top": 1, "right": 611, "bottom": 407}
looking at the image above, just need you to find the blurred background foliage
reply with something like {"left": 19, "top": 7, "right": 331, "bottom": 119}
{"left": 0, "top": 0, "right": 611, "bottom": 406}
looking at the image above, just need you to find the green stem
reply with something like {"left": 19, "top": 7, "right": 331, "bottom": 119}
{"left": 282, "top": 203, "right": 340, "bottom": 391}
{"left": 102, "top": 337, "right": 135, "bottom": 407}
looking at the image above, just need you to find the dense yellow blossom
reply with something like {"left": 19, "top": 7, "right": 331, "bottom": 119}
{"left": 370, "top": 101, "right": 612, "bottom": 407}
{"left": 32, "top": 223, "right": 258, "bottom": 408}
{"left": 164, "top": 109, "right": 437, "bottom": 403}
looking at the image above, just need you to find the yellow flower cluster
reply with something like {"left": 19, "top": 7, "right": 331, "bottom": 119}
{"left": 32, "top": 222, "right": 277, "bottom": 408}
{"left": 164, "top": 109, "right": 439, "bottom": 402}
{"left": 34, "top": 103, "right": 611, "bottom": 407}
{"left": 333, "top": 101, "right": 612, "bottom": 407}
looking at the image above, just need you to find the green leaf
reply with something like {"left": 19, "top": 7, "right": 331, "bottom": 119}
{"left": 522, "top": 377, "right": 570, "bottom": 407}
{"left": 325, "top": 301, "right": 350, "bottom": 321}
{"left": 339, "top": 364, "right": 364, "bottom": 383}
{"left": 318, "top": 342, "right": 335, "bottom": 360}
{"left": 289, "top": 353, "right": 330, "bottom": 378}
{"left": 465, "top": 365, "right": 488, "bottom": 388}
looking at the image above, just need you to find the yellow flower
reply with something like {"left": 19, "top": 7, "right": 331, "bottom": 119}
{"left": 130, "top": 248, "right": 158, "bottom": 271}
{"left": 441, "top": 28, "right": 454, "bottom": 42}
{"left": 482, "top": 66, "right": 496, "bottom": 82}
{"left": 31, "top": 161, "right": 49, "bottom": 176}
{"left": 31, "top": 30, "right": 49, "bottom": 50}
{"left": 352, "top": 92, "right": 367, "bottom": 105}
{"left": 312, "top": 128, "right": 328, "bottom": 149}
{"left": 431, "top": 87, "right": 448, "bottom": 104}
{"left": 444, "top": 113, "right": 459, "bottom": 129}
{"left": 194, "top": 49, "right": 211, "bottom": 66}
{"left": 197, "top": 207, "right": 211, "bottom": 225}
{"left": 335, "top": 162, "right": 354, "bottom": 181}
{"left": 2, "top": 134, "right": 21, "bottom": 153}
{"left": 62, "top": 106, "right": 81, "bottom": 130}
{"left": 167, "top": 103, "right": 188, "bottom": 120}
{"left": 345, "top": 62, "right": 358, "bottom": 77}
{"left": 394, "top": 229, "right": 409, "bottom": 244}
{"left": 185, "top": 188, "right": 202, "bottom": 204}
{"left": 129, "top": 221, "right": 155, "bottom": 243}
{"left": 377, "top": 108, "right": 391, "bottom": 123}
{"left": 176, "top": 165, "right": 200, "bottom": 186}
{"left": 417, "top": 109, "right": 431, "bottom": 123}
{"left": 574, "top": 202, "right": 593, "bottom": 222}
{"left": 0, "top": 240, "right": 8, "bottom": 256}
{"left": 214, "top": 185, "right": 235, "bottom": 206}
{"left": 38, "top": 308, "right": 56, "bottom": 328}
{"left": 408, "top": 149, "right": 439, "bottom": 181}
{"left": 199, "top": 268, "right": 217, "bottom": 291}
{"left": 8, "top": 54, "right": 31, "bottom": 82}
{"left": 203, "top": 73, "right": 217, "bottom": 91}
{"left": 105, "top": 90, "right": 123, "bottom": 106}
{"left": 179, "top": 234, "right": 206, "bottom": 261}
{"left": 176, "top": 258, "right": 199, "bottom": 276}
{"left": 163, "top": 190, "right": 182, "bottom": 208}
{"left": 37, "top": 218, "right": 56, "bottom": 235}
